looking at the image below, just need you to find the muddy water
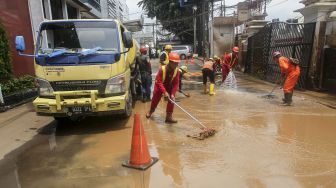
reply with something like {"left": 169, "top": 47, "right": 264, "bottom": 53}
{"left": 1, "top": 63, "right": 336, "bottom": 187}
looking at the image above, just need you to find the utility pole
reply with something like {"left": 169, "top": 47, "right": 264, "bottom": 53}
{"left": 223, "top": 0, "right": 226, "bottom": 17}
{"left": 155, "top": 19, "right": 158, "bottom": 50}
{"left": 211, "top": 0, "right": 214, "bottom": 57}
{"left": 220, "top": 0, "right": 223, "bottom": 17}
{"left": 202, "top": 1, "right": 206, "bottom": 57}
{"left": 193, "top": 5, "right": 197, "bottom": 55}
{"left": 152, "top": 23, "right": 155, "bottom": 49}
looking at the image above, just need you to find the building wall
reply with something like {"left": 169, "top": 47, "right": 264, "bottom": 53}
{"left": 0, "top": 0, "right": 35, "bottom": 76}
{"left": 212, "top": 24, "right": 235, "bottom": 57}
{"left": 101, "top": 0, "right": 128, "bottom": 21}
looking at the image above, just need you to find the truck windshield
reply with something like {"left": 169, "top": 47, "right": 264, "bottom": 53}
{"left": 37, "top": 21, "right": 119, "bottom": 55}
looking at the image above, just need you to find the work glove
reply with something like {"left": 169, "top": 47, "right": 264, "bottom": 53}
{"left": 163, "top": 92, "right": 169, "bottom": 101}
{"left": 170, "top": 95, "right": 175, "bottom": 101}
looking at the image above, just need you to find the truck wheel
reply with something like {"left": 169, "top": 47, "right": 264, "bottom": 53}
{"left": 180, "top": 54, "right": 186, "bottom": 60}
{"left": 54, "top": 117, "right": 70, "bottom": 126}
{"left": 122, "top": 89, "right": 133, "bottom": 118}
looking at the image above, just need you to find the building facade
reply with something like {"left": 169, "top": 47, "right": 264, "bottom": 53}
{"left": 100, "top": 0, "right": 129, "bottom": 21}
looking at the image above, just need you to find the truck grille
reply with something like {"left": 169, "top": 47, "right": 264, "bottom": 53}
{"left": 50, "top": 80, "right": 107, "bottom": 94}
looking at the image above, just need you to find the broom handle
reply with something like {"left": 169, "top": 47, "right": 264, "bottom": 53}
{"left": 168, "top": 98, "right": 207, "bottom": 128}
{"left": 269, "top": 77, "right": 285, "bottom": 95}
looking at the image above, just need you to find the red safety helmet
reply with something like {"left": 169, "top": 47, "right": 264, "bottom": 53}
{"left": 232, "top": 47, "right": 239, "bottom": 53}
{"left": 169, "top": 52, "right": 180, "bottom": 64}
{"left": 140, "top": 46, "right": 147, "bottom": 54}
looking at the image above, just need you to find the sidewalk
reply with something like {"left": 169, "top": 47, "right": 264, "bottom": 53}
{"left": 181, "top": 58, "right": 336, "bottom": 109}
{"left": 235, "top": 72, "right": 336, "bottom": 109}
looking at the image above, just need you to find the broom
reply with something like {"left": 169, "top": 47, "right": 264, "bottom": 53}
{"left": 168, "top": 98, "right": 216, "bottom": 140}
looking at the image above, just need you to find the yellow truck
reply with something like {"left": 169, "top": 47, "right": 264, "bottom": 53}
{"left": 15, "top": 19, "right": 139, "bottom": 120}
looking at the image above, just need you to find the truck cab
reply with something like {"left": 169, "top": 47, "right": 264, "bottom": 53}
{"left": 15, "top": 19, "right": 139, "bottom": 120}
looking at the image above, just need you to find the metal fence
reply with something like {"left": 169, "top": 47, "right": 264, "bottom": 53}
{"left": 245, "top": 22, "right": 316, "bottom": 89}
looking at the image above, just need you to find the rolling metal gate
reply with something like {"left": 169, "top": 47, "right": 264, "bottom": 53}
{"left": 245, "top": 22, "right": 316, "bottom": 89}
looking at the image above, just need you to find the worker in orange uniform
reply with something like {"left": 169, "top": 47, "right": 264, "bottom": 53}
{"left": 202, "top": 58, "right": 215, "bottom": 95}
{"left": 146, "top": 52, "right": 180, "bottom": 123}
{"left": 272, "top": 51, "right": 301, "bottom": 106}
{"left": 159, "top": 44, "right": 172, "bottom": 66}
{"left": 222, "top": 47, "right": 239, "bottom": 83}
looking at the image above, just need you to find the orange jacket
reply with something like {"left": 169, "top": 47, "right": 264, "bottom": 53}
{"left": 202, "top": 60, "right": 214, "bottom": 71}
{"left": 278, "top": 57, "right": 300, "bottom": 76}
{"left": 278, "top": 56, "right": 301, "bottom": 93}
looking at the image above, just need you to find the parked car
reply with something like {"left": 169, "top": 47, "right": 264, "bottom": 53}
{"left": 171, "top": 45, "right": 192, "bottom": 60}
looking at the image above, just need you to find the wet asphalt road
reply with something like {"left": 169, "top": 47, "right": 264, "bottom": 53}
{"left": 0, "top": 59, "right": 336, "bottom": 188}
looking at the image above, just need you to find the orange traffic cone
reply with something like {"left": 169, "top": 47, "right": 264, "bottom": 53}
{"left": 122, "top": 113, "right": 158, "bottom": 170}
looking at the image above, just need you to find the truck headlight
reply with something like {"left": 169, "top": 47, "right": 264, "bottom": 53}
{"left": 105, "top": 73, "right": 126, "bottom": 94}
{"left": 35, "top": 78, "right": 54, "bottom": 97}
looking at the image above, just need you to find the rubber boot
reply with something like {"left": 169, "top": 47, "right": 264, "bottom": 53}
{"left": 203, "top": 84, "right": 208, "bottom": 94}
{"left": 280, "top": 93, "right": 291, "bottom": 106}
{"left": 209, "top": 83, "right": 215, "bottom": 96}
{"left": 287, "top": 92, "right": 293, "bottom": 105}
{"left": 282, "top": 93, "right": 286, "bottom": 103}
{"left": 146, "top": 110, "right": 154, "bottom": 119}
{"left": 165, "top": 112, "right": 178, "bottom": 124}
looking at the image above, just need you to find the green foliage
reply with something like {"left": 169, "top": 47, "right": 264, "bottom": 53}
{"left": 138, "top": 0, "right": 194, "bottom": 43}
{"left": 0, "top": 21, "right": 12, "bottom": 80}
{"left": 0, "top": 75, "right": 35, "bottom": 96}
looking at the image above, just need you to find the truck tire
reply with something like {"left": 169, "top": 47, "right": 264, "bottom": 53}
{"left": 180, "top": 54, "right": 186, "bottom": 60}
{"left": 54, "top": 117, "right": 71, "bottom": 126}
{"left": 122, "top": 89, "right": 133, "bottom": 118}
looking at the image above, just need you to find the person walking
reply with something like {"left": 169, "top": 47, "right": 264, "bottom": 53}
{"left": 159, "top": 44, "right": 172, "bottom": 66}
{"left": 146, "top": 52, "right": 180, "bottom": 123}
{"left": 138, "top": 46, "right": 152, "bottom": 102}
{"left": 202, "top": 58, "right": 215, "bottom": 95}
{"left": 272, "top": 51, "right": 301, "bottom": 106}
{"left": 222, "top": 47, "right": 239, "bottom": 83}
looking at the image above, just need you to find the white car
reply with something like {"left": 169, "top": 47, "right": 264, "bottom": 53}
{"left": 171, "top": 45, "right": 192, "bottom": 60}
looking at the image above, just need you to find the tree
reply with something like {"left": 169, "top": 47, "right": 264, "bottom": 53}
{"left": 0, "top": 21, "right": 12, "bottom": 81}
{"left": 138, "top": 0, "right": 194, "bottom": 44}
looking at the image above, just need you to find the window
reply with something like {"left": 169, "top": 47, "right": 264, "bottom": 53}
{"left": 67, "top": 4, "right": 78, "bottom": 19}
{"left": 38, "top": 21, "right": 119, "bottom": 54}
{"left": 51, "top": 0, "right": 63, "bottom": 20}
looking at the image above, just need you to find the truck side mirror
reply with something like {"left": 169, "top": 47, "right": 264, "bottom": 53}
{"left": 114, "top": 53, "right": 121, "bottom": 62}
{"left": 15, "top": 36, "right": 26, "bottom": 52}
{"left": 122, "top": 31, "right": 133, "bottom": 49}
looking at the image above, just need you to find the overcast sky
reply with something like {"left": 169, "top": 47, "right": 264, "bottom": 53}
{"left": 126, "top": 0, "right": 304, "bottom": 22}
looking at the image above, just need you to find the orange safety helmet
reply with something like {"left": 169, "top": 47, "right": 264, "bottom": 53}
{"left": 168, "top": 52, "right": 180, "bottom": 64}
{"left": 232, "top": 47, "right": 239, "bottom": 53}
{"left": 140, "top": 46, "right": 147, "bottom": 54}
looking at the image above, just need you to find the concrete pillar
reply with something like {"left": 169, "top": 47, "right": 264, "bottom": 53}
{"left": 43, "top": 0, "right": 52, "bottom": 20}
{"left": 62, "top": 0, "right": 68, "bottom": 19}
{"left": 296, "top": 1, "right": 336, "bottom": 89}
{"left": 28, "top": 0, "right": 44, "bottom": 41}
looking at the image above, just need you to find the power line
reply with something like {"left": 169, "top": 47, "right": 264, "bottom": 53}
{"left": 267, "top": 0, "right": 288, "bottom": 8}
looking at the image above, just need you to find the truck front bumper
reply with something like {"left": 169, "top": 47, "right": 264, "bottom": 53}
{"left": 33, "top": 90, "right": 127, "bottom": 117}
